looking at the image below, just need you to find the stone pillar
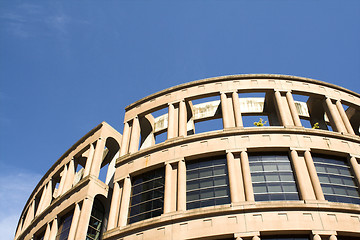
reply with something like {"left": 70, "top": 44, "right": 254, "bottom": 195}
{"left": 75, "top": 197, "right": 94, "bottom": 240}
{"left": 304, "top": 150, "right": 325, "bottom": 200}
{"left": 90, "top": 138, "right": 106, "bottom": 178}
{"left": 23, "top": 200, "right": 35, "bottom": 229}
{"left": 290, "top": 150, "right": 313, "bottom": 200}
{"left": 129, "top": 116, "right": 140, "bottom": 153}
{"left": 36, "top": 184, "right": 48, "bottom": 216}
{"left": 63, "top": 159, "right": 76, "bottom": 194}
{"left": 48, "top": 218, "right": 58, "bottom": 240}
{"left": 167, "top": 103, "right": 176, "bottom": 139}
{"left": 67, "top": 202, "right": 81, "bottom": 240}
{"left": 252, "top": 236, "right": 260, "bottom": 240}
{"left": 179, "top": 100, "right": 187, "bottom": 137}
{"left": 336, "top": 100, "right": 355, "bottom": 135}
{"left": 232, "top": 91, "right": 243, "bottom": 127}
{"left": 83, "top": 143, "right": 95, "bottom": 177}
{"left": 57, "top": 164, "right": 68, "bottom": 197}
{"left": 42, "top": 180, "right": 53, "bottom": 211}
{"left": 324, "top": 97, "right": 346, "bottom": 133}
{"left": 350, "top": 156, "right": 360, "bottom": 186}
{"left": 226, "top": 152, "right": 240, "bottom": 203}
{"left": 164, "top": 163, "right": 173, "bottom": 213}
{"left": 120, "top": 121, "right": 130, "bottom": 156}
{"left": 108, "top": 181, "right": 122, "bottom": 229}
{"left": 177, "top": 159, "right": 187, "bottom": 211}
{"left": 274, "top": 90, "right": 290, "bottom": 126}
{"left": 220, "top": 92, "right": 231, "bottom": 128}
{"left": 43, "top": 222, "right": 51, "bottom": 240}
{"left": 313, "top": 234, "right": 321, "bottom": 240}
{"left": 329, "top": 235, "right": 337, "bottom": 240}
{"left": 240, "top": 151, "right": 254, "bottom": 201}
{"left": 118, "top": 176, "right": 132, "bottom": 227}
{"left": 286, "top": 91, "right": 302, "bottom": 127}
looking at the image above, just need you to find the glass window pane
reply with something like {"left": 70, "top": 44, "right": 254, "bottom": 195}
{"left": 129, "top": 168, "right": 165, "bottom": 224}
{"left": 186, "top": 156, "right": 230, "bottom": 209}
{"left": 249, "top": 154, "right": 299, "bottom": 202}
{"left": 314, "top": 154, "right": 360, "bottom": 204}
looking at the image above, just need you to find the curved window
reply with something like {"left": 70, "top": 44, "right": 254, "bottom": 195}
{"left": 55, "top": 211, "right": 73, "bottom": 240}
{"left": 186, "top": 156, "right": 230, "bottom": 210}
{"left": 249, "top": 153, "right": 299, "bottom": 201}
{"left": 86, "top": 199, "right": 105, "bottom": 240}
{"left": 128, "top": 168, "right": 165, "bottom": 224}
{"left": 313, "top": 154, "right": 360, "bottom": 204}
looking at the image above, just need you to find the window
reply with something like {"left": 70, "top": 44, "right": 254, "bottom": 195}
{"left": 313, "top": 154, "right": 360, "bottom": 204}
{"left": 86, "top": 199, "right": 105, "bottom": 240}
{"left": 128, "top": 168, "right": 165, "bottom": 224}
{"left": 249, "top": 153, "right": 299, "bottom": 201}
{"left": 186, "top": 156, "right": 230, "bottom": 210}
{"left": 55, "top": 211, "right": 73, "bottom": 240}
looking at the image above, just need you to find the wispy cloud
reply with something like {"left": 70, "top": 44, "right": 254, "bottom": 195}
{"left": 1, "top": 3, "right": 88, "bottom": 39}
{"left": 0, "top": 163, "right": 42, "bottom": 240}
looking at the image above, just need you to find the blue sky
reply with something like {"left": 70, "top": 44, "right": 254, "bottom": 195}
{"left": 1, "top": 1, "right": 360, "bottom": 239}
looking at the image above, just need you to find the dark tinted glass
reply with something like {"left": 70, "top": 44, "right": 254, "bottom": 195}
{"left": 249, "top": 153, "right": 299, "bottom": 201}
{"left": 128, "top": 168, "right": 165, "bottom": 224}
{"left": 186, "top": 156, "right": 230, "bottom": 210}
{"left": 313, "top": 154, "right": 360, "bottom": 204}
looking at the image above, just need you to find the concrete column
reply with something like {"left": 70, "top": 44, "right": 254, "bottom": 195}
{"left": 42, "top": 180, "right": 53, "bottom": 211}
{"left": 329, "top": 235, "right": 337, "bottom": 240}
{"left": 252, "top": 236, "right": 260, "bottom": 240}
{"left": 57, "top": 164, "right": 68, "bottom": 197}
{"left": 226, "top": 152, "right": 240, "bottom": 203}
{"left": 290, "top": 150, "right": 313, "bottom": 200}
{"left": 36, "top": 184, "right": 48, "bottom": 216}
{"left": 118, "top": 176, "right": 132, "bottom": 227}
{"left": 90, "top": 138, "right": 106, "bottom": 178}
{"left": 220, "top": 92, "right": 231, "bottom": 128}
{"left": 304, "top": 150, "right": 325, "bottom": 200}
{"left": 43, "top": 222, "right": 51, "bottom": 240}
{"left": 63, "top": 159, "right": 76, "bottom": 194}
{"left": 274, "top": 90, "right": 289, "bottom": 126}
{"left": 23, "top": 200, "right": 35, "bottom": 229}
{"left": 120, "top": 121, "right": 130, "bottom": 156}
{"left": 164, "top": 163, "right": 173, "bottom": 213}
{"left": 240, "top": 151, "right": 254, "bottom": 201}
{"left": 350, "top": 156, "right": 360, "bottom": 186}
{"left": 67, "top": 202, "right": 81, "bottom": 240}
{"left": 313, "top": 234, "right": 321, "bottom": 240}
{"left": 108, "top": 181, "right": 121, "bottom": 229}
{"left": 177, "top": 159, "right": 187, "bottom": 211}
{"left": 48, "top": 218, "right": 58, "bottom": 240}
{"left": 75, "top": 197, "right": 94, "bottom": 240}
{"left": 83, "top": 143, "right": 95, "bottom": 177}
{"left": 179, "top": 100, "right": 187, "bottom": 137}
{"left": 167, "top": 103, "right": 176, "bottom": 139}
{"left": 129, "top": 116, "right": 140, "bottom": 153}
{"left": 324, "top": 97, "right": 346, "bottom": 133}
{"left": 336, "top": 100, "right": 355, "bottom": 135}
{"left": 232, "top": 92, "right": 243, "bottom": 127}
{"left": 286, "top": 91, "right": 302, "bottom": 127}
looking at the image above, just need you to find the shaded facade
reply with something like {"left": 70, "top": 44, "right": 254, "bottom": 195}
{"left": 15, "top": 74, "right": 360, "bottom": 240}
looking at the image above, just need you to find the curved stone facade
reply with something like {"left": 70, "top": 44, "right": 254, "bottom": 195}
{"left": 15, "top": 75, "right": 360, "bottom": 240}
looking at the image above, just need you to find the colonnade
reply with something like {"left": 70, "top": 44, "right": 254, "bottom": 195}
{"left": 119, "top": 89, "right": 356, "bottom": 157}
{"left": 15, "top": 134, "right": 118, "bottom": 240}
{"left": 107, "top": 147, "right": 360, "bottom": 230}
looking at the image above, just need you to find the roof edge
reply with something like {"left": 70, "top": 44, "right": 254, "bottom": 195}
{"left": 125, "top": 74, "right": 360, "bottom": 111}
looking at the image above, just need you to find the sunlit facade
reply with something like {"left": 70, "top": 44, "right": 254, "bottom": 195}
{"left": 15, "top": 75, "right": 360, "bottom": 240}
